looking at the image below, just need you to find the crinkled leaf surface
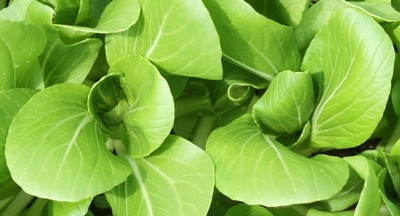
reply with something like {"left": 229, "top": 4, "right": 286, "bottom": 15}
{"left": 48, "top": 198, "right": 92, "bottom": 216}
{"left": 252, "top": 71, "right": 314, "bottom": 134}
{"left": 206, "top": 114, "right": 349, "bottom": 207}
{"left": 0, "top": 20, "right": 46, "bottom": 89}
{"left": 40, "top": 27, "right": 102, "bottom": 86}
{"left": 302, "top": 8, "right": 394, "bottom": 149}
{"left": 203, "top": 0, "right": 301, "bottom": 81}
{"left": 55, "top": 0, "right": 140, "bottom": 34}
{"left": 225, "top": 204, "right": 273, "bottom": 216}
{"left": 5, "top": 84, "right": 132, "bottom": 201}
{"left": 106, "top": 135, "right": 214, "bottom": 216}
{"left": 105, "top": 0, "right": 222, "bottom": 80}
{"left": 0, "top": 89, "right": 37, "bottom": 184}
{"left": 108, "top": 54, "right": 174, "bottom": 158}
{"left": 344, "top": 156, "right": 381, "bottom": 216}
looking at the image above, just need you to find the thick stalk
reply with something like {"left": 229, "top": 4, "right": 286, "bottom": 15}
{"left": 0, "top": 190, "right": 34, "bottom": 216}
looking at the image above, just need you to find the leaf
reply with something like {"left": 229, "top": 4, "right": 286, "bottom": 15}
{"left": 225, "top": 204, "right": 273, "bottom": 216}
{"left": 40, "top": 27, "right": 102, "bottom": 87}
{"left": 206, "top": 114, "right": 349, "bottom": 207}
{"left": 5, "top": 84, "right": 132, "bottom": 202}
{"left": 0, "top": 0, "right": 35, "bottom": 21}
{"left": 344, "top": 156, "right": 381, "bottom": 216}
{"left": 252, "top": 0, "right": 309, "bottom": 26}
{"left": 378, "top": 169, "right": 400, "bottom": 216}
{"left": 55, "top": 0, "right": 140, "bottom": 34}
{"left": 48, "top": 198, "right": 92, "bottom": 216}
{"left": 252, "top": 71, "right": 314, "bottom": 135}
{"left": 295, "top": 0, "right": 400, "bottom": 51}
{"left": 105, "top": 0, "right": 223, "bottom": 80}
{"left": 0, "top": 89, "right": 37, "bottom": 184}
{"left": 306, "top": 209, "right": 354, "bottom": 216}
{"left": 105, "top": 135, "right": 215, "bottom": 216}
{"left": 53, "top": 0, "right": 81, "bottom": 25}
{"left": 203, "top": 0, "right": 301, "bottom": 81}
{"left": 0, "top": 20, "right": 46, "bottom": 89}
{"left": 302, "top": 8, "right": 394, "bottom": 149}
{"left": 108, "top": 54, "right": 174, "bottom": 158}
{"left": 87, "top": 73, "right": 131, "bottom": 132}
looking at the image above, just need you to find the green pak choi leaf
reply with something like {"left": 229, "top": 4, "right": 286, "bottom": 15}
{"left": 40, "top": 27, "right": 102, "bottom": 86}
{"left": 105, "top": 0, "right": 223, "bottom": 80}
{"left": 108, "top": 54, "right": 174, "bottom": 158}
{"left": 0, "top": 89, "right": 37, "bottom": 184}
{"left": 302, "top": 8, "right": 394, "bottom": 149}
{"left": 206, "top": 114, "right": 349, "bottom": 207}
{"left": 225, "top": 204, "right": 273, "bottom": 216}
{"left": 106, "top": 135, "right": 214, "bottom": 216}
{"left": 252, "top": 70, "right": 314, "bottom": 135}
{"left": 203, "top": 0, "right": 301, "bottom": 81}
{"left": 48, "top": 198, "right": 92, "bottom": 216}
{"left": 55, "top": 0, "right": 140, "bottom": 34}
{"left": 0, "top": 20, "right": 46, "bottom": 89}
{"left": 344, "top": 156, "right": 381, "bottom": 216}
{"left": 5, "top": 84, "right": 132, "bottom": 202}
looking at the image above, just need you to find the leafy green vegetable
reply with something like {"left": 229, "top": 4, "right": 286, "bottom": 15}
{"left": 0, "top": 89, "right": 37, "bottom": 184}
{"left": 5, "top": 84, "right": 132, "bottom": 201}
{"left": 206, "top": 115, "right": 349, "bottom": 207}
{"left": 0, "top": 20, "right": 46, "bottom": 89}
{"left": 225, "top": 203, "right": 272, "bottom": 216}
{"left": 203, "top": 0, "right": 301, "bottom": 81}
{"left": 252, "top": 70, "right": 314, "bottom": 134}
{"left": 105, "top": 0, "right": 222, "bottom": 80}
{"left": 106, "top": 135, "right": 214, "bottom": 216}
{"left": 1, "top": 0, "right": 400, "bottom": 215}
{"left": 303, "top": 8, "right": 394, "bottom": 149}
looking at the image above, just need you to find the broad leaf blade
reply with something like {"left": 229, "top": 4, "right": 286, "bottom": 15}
{"left": 0, "top": 89, "right": 38, "bottom": 184}
{"left": 302, "top": 8, "right": 394, "bottom": 149}
{"left": 105, "top": 0, "right": 223, "bottom": 80}
{"left": 55, "top": 0, "right": 140, "bottom": 34}
{"left": 206, "top": 114, "right": 349, "bottom": 207}
{"left": 106, "top": 135, "right": 215, "bottom": 216}
{"left": 0, "top": 20, "right": 46, "bottom": 89}
{"left": 109, "top": 54, "right": 174, "bottom": 158}
{"left": 5, "top": 84, "right": 132, "bottom": 202}
{"left": 0, "top": 0, "right": 35, "bottom": 21}
{"left": 203, "top": 0, "right": 301, "bottom": 81}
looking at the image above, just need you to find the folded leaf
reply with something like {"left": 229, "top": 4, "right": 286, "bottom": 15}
{"left": 48, "top": 197, "right": 92, "bottom": 216}
{"left": 5, "top": 84, "right": 132, "bottom": 202}
{"left": 55, "top": 0, "right": 140, "bottom": 34}
{"left": 206, "top": 114, "right": 349, "bottom": 207}
{"left": 253, "top": 71, "right": 314, "bottom": 134}
{"left": 105, "top": 0, "right": 223, "bottom": 80}
{"left": 225, "top": 204, "right": 273, "bottom": 216}
{"left": 108, "top": 54, "right": 174, "bottom": 158}
{"left": 106, "top": 135, "right": 214, "bottom": 216}
{"left": 302, "top": 8, "right": 394, "bottom": 149}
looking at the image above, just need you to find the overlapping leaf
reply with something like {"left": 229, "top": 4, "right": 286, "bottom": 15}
{"left": 5, "top": 84, "right": 132, "bottom": 201}
{"left": 206, "top": 114, "right": 349, "bottom": 207}
{"left": 302, "top": 8, "right": 394, "bottom": 149}
{"left": 106, "top": 135, "right": 214, "bottom": 216}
